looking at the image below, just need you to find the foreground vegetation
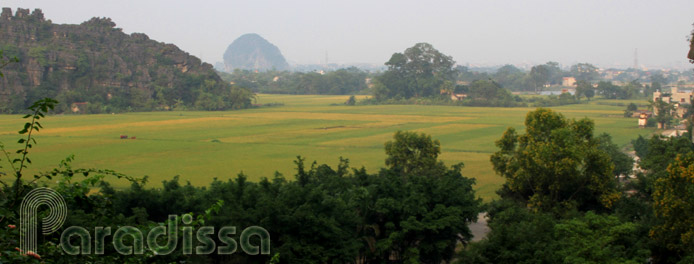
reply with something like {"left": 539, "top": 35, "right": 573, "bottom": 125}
{"left": 4, "top": 102, "right": 694, "bottom": 263}
{"left": 1, "top": 100, "right": 481, "bottom": 263}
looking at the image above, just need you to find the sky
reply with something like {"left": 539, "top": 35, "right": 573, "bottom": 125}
{"left": 3, "top": 0, "right": 694, "bottom": 70}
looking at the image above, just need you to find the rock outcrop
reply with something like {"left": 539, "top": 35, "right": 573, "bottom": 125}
{"left": 223, "top": 33, "right": 289, "bottom": 72}
{"left": 0, "top": 8, "right": 252, "bottom": 113}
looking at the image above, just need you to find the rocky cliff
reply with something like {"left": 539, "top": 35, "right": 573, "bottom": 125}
{"left": 0, "top": 8, "right": 252, "bottom": 113}
{"left": 223, "top": 33, "right": 289, "bottom": 72}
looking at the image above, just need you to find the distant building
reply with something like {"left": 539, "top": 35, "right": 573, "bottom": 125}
{"left": 562, "top": 77, "right": 576, "bottom": 87}
{"left": 653, "top": 87, "right": 692, "bottom": 117}
{"left": 71, "top": 102, "right": 88, "bottom": 114}
{"left": 638, "top": 111, "right": 652, "bottom": 127}
{"left": 450, "top": 94, "right": 467, "bottom": 101}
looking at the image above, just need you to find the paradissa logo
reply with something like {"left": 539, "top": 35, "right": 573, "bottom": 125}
{"left": 20, "top": 188, "right": 270, "bottom": 256}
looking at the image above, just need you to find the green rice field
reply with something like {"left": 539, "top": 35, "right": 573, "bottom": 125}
{"left": 0, "top": 94, "right": 656, "bottom": 201}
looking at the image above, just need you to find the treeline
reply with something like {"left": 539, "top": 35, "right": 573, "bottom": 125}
{"left": 368, "top": 43, "right": 661, "bottom": 107}
{"left": 218, "top": 67, "right": 370, "bottom": 95}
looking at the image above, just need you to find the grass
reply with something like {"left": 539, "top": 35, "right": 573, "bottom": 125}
{"left": 0, "top": 94, "right": 656, "bottom": 201}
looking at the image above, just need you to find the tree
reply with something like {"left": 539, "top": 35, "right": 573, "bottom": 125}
{"left": 529, "top": 64, "right": 550, "bottom": 93}
{"left": 570, "top": 63, "right": 600, "bottom": 82}
{"left": 459, "top": 203, "right": 649, "bottom": 264}
{"left": 373, "top": 43, "right": 455, "bottom": 100}
{"left": 345, "top": 95, "right": 356, "bottom": 105}
{"left": 650, "top": 73, "right": 667, "bottom": 96}
{"left": 597, "top": 81, "right": 620, "bottom": 99}
{"left": 650, "top": 99, "right": 675, "bottom": 129}
{"left": 365, "top": 131, "right": 480, "bottom": 263}
{"left": 651, "top": 153, "right": 694, "bottom": 259}
{"left": 384, "top": 130, "right": 444, "bottom": 175}
{"left": 544, "top": 61, "right": 564, "bottom": 85}
{"left": 624, "top": 102, "right": 638, "bottom": 117}
{"left": 634, "top": 135, "right": 694, "bottom": 197}
{"left": 467, "top": 79, "right": 511, "bottom": 100}
{"left": 490, "top": 108, "right": 620, "bottom": 213}
{"left": 575, "top": 80, "right": 594, "bottom": 101}
{"left": 689, "top": 26, "right": 694, "bottom": 63}
{"left": 493, "top": 64, "right": 525, "bottom": 90}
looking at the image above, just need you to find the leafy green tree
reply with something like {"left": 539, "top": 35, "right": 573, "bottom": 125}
{"left": 544, "top": 61, "right": 564, "bottom": 85}
{"left": 467, "top": 79, "right": 513, "bottom": 103}
{"left": 361, "top": 131, "right": 480, "bottom": 263}
{"left": 346, "top": 95, "right": 356, "bottom": 105}
{"left": 597, "top": 81, "right": 620, "bottom": 99}
{"left": 623, "top": 80, "right": 644, "bottom": 99}
{"left": 460, "top": 204, "right": 649, "bottom": 264}
{"left": 575, "top": 80, "right": 594, "bottom": 101}
{"left": 689, "top": 27, "right": 694, "bottom": 63}
{"left": 650, "top": 99, "right": 675, "bottom": 129}
{"left": 493, "top": 64, "right": 525, "bottom": 90}
{"left": 384, "top": 130, "right": 444, "bottom": 175}
{"left": 553, "top": 212, "right": 650, "bottom": 263}
{"left": 529, "top": 64, "right": 550, "bottom": 93}
{"left": 595, "top": 133, "right": 633, "bottom": 177}
{"left": 570, "top": 63, "right": 600, "bottom": 82}
{"left": 634, "top": 135, "right": 694, "bottom": 197}
{"left": 373, "top": 43, "right": 455, "bottom": 100}
{"left": 458, "top": 201, "right": 561, "bottom": 264}
{"left": 649, "top": 73, "right": 667, "bottom": 96}
{"left": 651, "top": 153, "right": 694, "bottom": 260}
{"left": 490, "top": 108, "right": 620, "bottom": 213}
{"left": 625, "top": 102, "right": 638, "bottom": 117}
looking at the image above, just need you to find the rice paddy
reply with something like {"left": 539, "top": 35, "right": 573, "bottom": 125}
{"left": 0, "top": 94, "right": 656, "bottom": 201}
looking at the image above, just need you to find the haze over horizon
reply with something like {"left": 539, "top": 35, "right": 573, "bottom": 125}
{"left": 3, "top": 0, "right": 694, "bottom": 70}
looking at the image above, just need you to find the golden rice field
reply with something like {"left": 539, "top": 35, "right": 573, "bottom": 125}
{"left": 0, "top": 94, "right": 656, "bottom": 201}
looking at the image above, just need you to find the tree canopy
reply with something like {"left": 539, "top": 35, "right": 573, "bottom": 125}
{"left": 651, "top": 153, "right": 694, "bottom": 259}
{"left": 373, "top": 43, "right": 455, "bottom": 100}
{"left": 570, "top": 63, "right": 600, "bottom": 82}
{"left": 490, "top": 108, "right": 620, "bottom": 213}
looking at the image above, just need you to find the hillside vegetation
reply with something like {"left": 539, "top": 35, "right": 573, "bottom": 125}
{"left": 0, "top": 8, "right": 253, "bottom": 113}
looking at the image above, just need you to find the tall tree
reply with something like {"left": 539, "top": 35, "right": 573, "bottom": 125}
{"left": 373, "top": 43, "right": 455, "bottom": 100}
{"left": 597, "top": 81, "right": 620, "bottom": 99}
{"left": 384, "top": 130, "right": 444, "bottom": 175}
{"left": 529, "top": 64, "right": 550, "bottom": 93}
{"left": 363, "top": 131, "right": 480, "bottom": 263}
{"left": 490, "top": 108, "right": 620, "bottom": 213}
{"left": 651, "top": 153, "right": 694, "bottom": 260}
{"left": 575, "top": 80, "right": 595, "bottom": 100}
{"left": 493, "top": 64, "right": 524, "bottom": 90}
{"left": 650, "top": 99, "right": 675, "bottom": 129}
{"left": 544, "top": 61, "right": 564, "bottom": 85}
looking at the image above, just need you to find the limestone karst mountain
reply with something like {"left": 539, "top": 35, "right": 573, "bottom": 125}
{"left": 223, "top": 33, "right": 289, "bottom": 72}
{"left": 0, "top": 8, "right": 252, "bottom": 113}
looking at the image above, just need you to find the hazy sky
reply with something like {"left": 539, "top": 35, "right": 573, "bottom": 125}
{"left": 4, "top": 0, "right": 694, "bottom": 69}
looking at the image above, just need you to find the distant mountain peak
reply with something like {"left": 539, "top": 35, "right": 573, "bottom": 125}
{"left": 223, "top": 33, "right": 289, "bottom": 72}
